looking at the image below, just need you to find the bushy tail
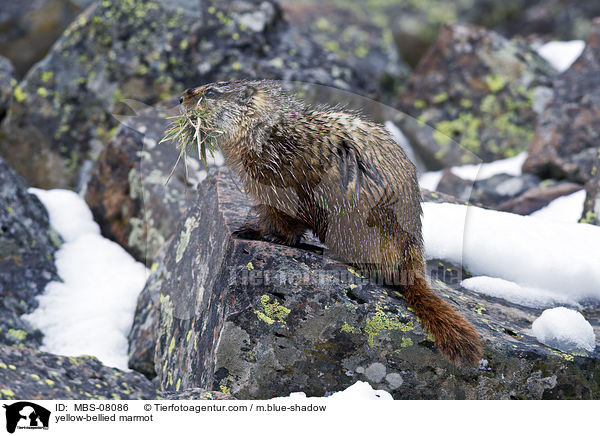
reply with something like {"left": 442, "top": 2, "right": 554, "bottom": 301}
{"left": 403, "top": 275, "right": 482, "bottom": 365}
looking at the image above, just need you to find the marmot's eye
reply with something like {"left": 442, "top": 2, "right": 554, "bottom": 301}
{"left": 205, "top": 89, "right": 217, "bottom": 99}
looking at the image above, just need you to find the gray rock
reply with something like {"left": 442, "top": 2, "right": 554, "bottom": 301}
{"left": 435, "top": 170, "right": 474, "bottom": 202}
{"left": 0, "top": 344, "right": 157, "bottom": 400}
{"left": 160, "top": 389, "right": 235, "bottom": 400}
{"left": 493, "top": 1, "right": 600, "bottom": 42}
{"left": 580, "top": 155, "right": 600, "bottom": 225}
{"left": 0, "top": 0, "right": 373, "bottom": 190}
{"left": 0, "top": 0, "right": 94, "bottom": 77}
{"left": 278, "top": 1, "right": 410, "bottom": 102}
{"left": 0, "top": 56, "right": 14, "bottom": 121}
{"left": 498, "top": 181, "right": 583, "bottom": 215}
{"left": 0, "top": 157, "right": 60, "bottom": 348}
{"left": 128, "top": 240, "right": 170, "bottom": 378}
{"left": 129, "top": 168, "right": 599, "bottom": 399}
{"left": 396, "top": 23, "right": 554, "bottom": 169}
{"left": 523, "top": 18, "right": 600, "bottom": 184}
{"left": 435, "top": 171, "right": 543, "bottom": 209}
{"left": 84, "top": 99, "right": 194, "bottom": 264}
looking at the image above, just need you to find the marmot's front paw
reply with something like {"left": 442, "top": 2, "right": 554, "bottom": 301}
{"left": 232, "top": 225, "right": 262, "bottom": 240}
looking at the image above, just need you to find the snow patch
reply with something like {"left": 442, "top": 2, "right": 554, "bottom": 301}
{"left": 25, "top": 189, "right": 148, "bottom": 370}
{"left": 450, "top": 152, "right": 527, "bottom": 181}
{"left": 532, "top": 307, "right": 596, "bottom": 353}
{"left": 423, "top": 202, "right": 600, "bottom": 304}
{"left": 29, "top": 188, "right": 99, "bottom": 242}
{"left": 530, "top": 190, "right": 586, "bottom": 223}
{"left": 419, "top": 170, "right": 444, "bottom": 191}
{"left": 418, "top": 153, "right": 527, "bottom": 190}
{"left": 461, "top": 276, "right": 578, "bottom": 309}
{"left": 385, "top": 121, "right": 423, "bottom": 171}
{"left": 536, "top": 40, "right": 585, "bottom": 73}
{"left": 280, "top": 381, "right": 393, "bottom": 400}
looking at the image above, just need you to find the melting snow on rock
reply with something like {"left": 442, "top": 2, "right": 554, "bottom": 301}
{"left": 532, "top": 307, "right": 596, "bottom": 353}
{"left": 24, "top": 188, "right": 148, "bottom": 369}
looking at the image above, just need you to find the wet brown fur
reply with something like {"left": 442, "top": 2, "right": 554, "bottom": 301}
{"left": 181, "top": 80, "right": 483, "bottom": 365}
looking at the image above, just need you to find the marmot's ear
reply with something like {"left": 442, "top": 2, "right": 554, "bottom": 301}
{"left": 237, "top": 86, "right": 256, "bottom": 103}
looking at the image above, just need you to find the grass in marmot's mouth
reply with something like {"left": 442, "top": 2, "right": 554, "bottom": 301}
{"left": 160, "top": 108, "right": 221, "bottom": 184}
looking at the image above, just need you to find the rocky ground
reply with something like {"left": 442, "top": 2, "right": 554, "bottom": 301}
{"left": 0, "top": 0, "right": 598, "bottom": 400}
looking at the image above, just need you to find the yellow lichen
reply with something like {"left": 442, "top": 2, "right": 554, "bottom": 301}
{"left": 254, "top": 294, "right": 291, "bottom": 325}
{"left": 364, "top": 307, "right": 414, "bottom": 347}
{"left": 341, "top": 322, "right": 356, "bottom": 333}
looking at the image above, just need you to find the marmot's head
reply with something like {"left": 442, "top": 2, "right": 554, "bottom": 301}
{"left": 180, "top": 80, "right": 257, "bottom": 113}
{"left": 179, "top": 80, "right": 268, "bottom": 144}
{"left": 178, "top": 80, "right": 301, "bottom": 147}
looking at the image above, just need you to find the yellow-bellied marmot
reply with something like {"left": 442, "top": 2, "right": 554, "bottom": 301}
{"left": 180, "top": 80, "right": 482, "bottom": 365}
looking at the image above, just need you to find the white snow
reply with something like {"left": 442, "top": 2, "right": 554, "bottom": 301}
{"left": 418, "top": 170, "right": 444, "bottom": 191}
{"left": 385, "top": 121, "right": 423, "bottom": 170}
{"left": 280, "top": 381, "right": 393, "bottom": 400}
{"left": 530, "top": 189, "right": 586, "bottom": 223}
{"left": 450, "top": 152, "right": 527, "bottom": 180}
{"left": 422, "top": 202, "right": 600, "bottom": 305}
{"left": 461, "top": 276, "right": 578, "bottom": 309}
{"left": 536, "top": 40, "right": 585, "bottom": 73}
{"left": 532, "top": 307, "right": 596, "bottom": 353}
{"left": 29, "top": 188, "right": 100, "bottom": 242}
{"left": 418, "top": 152, "right": 527, "bottom": 190}
{"left": 25, "top": 188, "right": 148, "bottom": 370}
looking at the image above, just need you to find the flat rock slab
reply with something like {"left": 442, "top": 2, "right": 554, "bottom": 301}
{"left": 0, "top": 345, "right": 157, "bottom": 400}
{"left": 130, "top": 168, "right": 599, "bottom": 399}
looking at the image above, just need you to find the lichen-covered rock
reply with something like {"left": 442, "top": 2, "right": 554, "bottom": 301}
{"left": 130, "top": 168, "right": 599, "bottom": 399}
{"left": 84, "top": 99, "right": 198, "bottom": 263}
{"left": 0, "top": 56, "right": 14, "bottom": 120}
{"left": 0, "top": 0, "right": 373, "bottom": 190}
{"left": 0, "top": 344, "right": 157, "bottom": 400}
{"left": 580, "top": 155, "right": 600, "bottom": 225}
{"left": 396, "top": 23, "right": 554, "bottom": 169}
{"left": 523, "top": 18, "right": 600, "bottom": 185}
{"left": 128, "top": 240, "right": 170, "bottom": 378}
{"left": 0, "top": 0, "right": 94, "bottom": 78}
{"left": 493, "top": 0, "right": 600, "bottom": 42}
{"left": 161, "top": 389, "right": 235, "bottom": 400}
{"left": 0, "top": 157, "right": 60, "bottom": 348}
{"left": 278, "top": 1, "right": 409, "bottom": 102}
{"left": 281, "top": 0, "right": 600, "bottom": 70}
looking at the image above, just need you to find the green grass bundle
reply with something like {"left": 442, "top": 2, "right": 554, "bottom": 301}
{"left": 160, "top": 108, "right": 221, "bottom": 184}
